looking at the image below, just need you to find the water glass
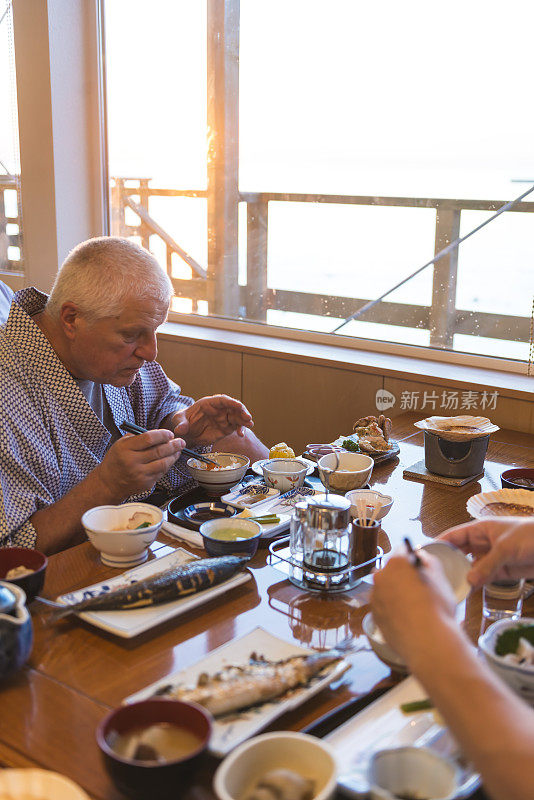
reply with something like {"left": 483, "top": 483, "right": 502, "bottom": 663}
{"left": 482, "top": 579, "right": 524, "bottom": 620}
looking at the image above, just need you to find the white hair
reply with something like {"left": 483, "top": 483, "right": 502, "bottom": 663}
{"left": 46, "top": 237, "right": 173, "bottom": 321}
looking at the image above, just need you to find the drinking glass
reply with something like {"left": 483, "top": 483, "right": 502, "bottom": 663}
{"left": 482, "top": 579, "right": 524, "bottom": 620}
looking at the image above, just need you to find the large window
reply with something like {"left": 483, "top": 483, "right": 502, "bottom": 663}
{"left": 0, "top": 0, "right": 22, "bottom": 278}
{"left": 103, "top": 0, "right": 534, "bottom": 364}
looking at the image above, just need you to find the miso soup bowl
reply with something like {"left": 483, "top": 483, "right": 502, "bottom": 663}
{"left": 82, "top": 503, "right": 163, "bottom": 568}
{"left": 97, "top": 698, "right": 212, "bottom": 800}
{"left": 0, "top": 547, "right": 48, "bottom": 603}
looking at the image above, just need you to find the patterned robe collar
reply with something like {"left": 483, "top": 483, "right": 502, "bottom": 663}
{"left": 6, "top": 288, "right": 126, "bottom": 454}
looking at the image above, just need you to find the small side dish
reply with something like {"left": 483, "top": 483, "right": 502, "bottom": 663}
{"left": 269, "top": 442, "right": 296, "bottom": 459}
{"left": 494, "top": 623, "right": 534, "bottom": 666}
{"left": 478, "top": 617, "right": 534, "bottom": 705}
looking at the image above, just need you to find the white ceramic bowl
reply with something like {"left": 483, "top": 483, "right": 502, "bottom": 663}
{"left": 82, "top": 503, "right": 163, "bottom": 568}
{"left": 345, "top": 489, "right": 393, "bottom": 521}
{"left": 368, "top": 746, "right": 459, "bottom": 800}
{"left": 318, "top": 452, "right": 374, "bottom": 493}
{"left": 187, "top": 453, "right": 249, "bottom": 496}
{"left": 362, "top": 612, "right": 408, "bottom": 673}
{"left": 364, "top": 541, "right": 472, "bottom": 671}
{"left": 261, "top": 458, "right": 308, "bottom": 492}
{"left": 478, "top": 617, "right": 534, "bottom": 705}
{"left": 0, "top": 769, "right": 89, "bottom": 800}
{"left": 213, "top": 731, "right": 338, "bottom": 800}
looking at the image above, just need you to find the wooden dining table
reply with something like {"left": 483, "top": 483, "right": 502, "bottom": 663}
{"left": 1, "top": 412, "right": 533, "bottom": 799}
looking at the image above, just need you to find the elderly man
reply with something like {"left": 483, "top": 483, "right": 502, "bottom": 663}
{"left": 0, "top": 237, "right": 267, "bottom": 554}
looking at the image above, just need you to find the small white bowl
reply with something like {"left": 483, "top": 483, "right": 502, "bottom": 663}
{"left": 82, "top": 503, "right": 163, "bottom": 568}
{"left": 318, "top": 452, "right": 373, "bottom": 493}
{"left": 478, "top": 617, "right": 534, "bottom": 706}
{"left": 262, "top": 458, "right": 308, "bottom": 492}
{"left": 345, "top": 489, "right": 393, "bottom": 521}
{"left": 187, "top": 453, "right": 249, "bottom": 497}
{"left": 369, "top": 746, "right": 459, "bottom": 800}
{"left": 362, "top": 612, "right": 408, "bottom": 673}
{"left": 213, "top": 731, "right": 338, "bottom": 800}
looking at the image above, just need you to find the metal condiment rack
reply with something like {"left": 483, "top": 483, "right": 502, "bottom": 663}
{"left": 268, "top": 536, "right": 384, "bottom": 594}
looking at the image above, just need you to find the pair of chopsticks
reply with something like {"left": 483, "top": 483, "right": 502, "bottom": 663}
{"left": 119, "top": 421, "right": 217, "bottom": 466}
{"left": 354, "top": 497, "right": 382, "bottom": 528}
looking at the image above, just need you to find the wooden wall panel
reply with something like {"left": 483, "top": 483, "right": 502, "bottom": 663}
{"left": 242, "top": 354, "right": 383, "bottom": 454}
{"left": 157, "top": 338, "right": 242, "bottom": 401}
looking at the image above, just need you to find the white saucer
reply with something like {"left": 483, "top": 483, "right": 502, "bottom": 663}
{"left": 252, "top": 456, "right": 316, "bottom": 477}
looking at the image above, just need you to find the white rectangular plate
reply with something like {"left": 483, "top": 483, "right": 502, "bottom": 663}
{"left": 56, "top": 549, "right": 251, "bottom": 639}
{"left": 221, "top": 484, "right": 280, "bottom": 509}
{"left": 125, "top": 626, "right": 350, "bottom": 756}
{"left": 325, "top": 676, "right": 480, "bottom": 798}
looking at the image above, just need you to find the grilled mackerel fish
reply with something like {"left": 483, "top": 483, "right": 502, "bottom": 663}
{"left": 155, "top": 651, "right": 342, "bottom": 716}
{"left": 52, "top": 555, "right": 249, "bottom": 619}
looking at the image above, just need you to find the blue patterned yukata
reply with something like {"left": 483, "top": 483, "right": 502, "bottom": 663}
{"left": 0, "top": 288, "right": 197, "bottom": 547}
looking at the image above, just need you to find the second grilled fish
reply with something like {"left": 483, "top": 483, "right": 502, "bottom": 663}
{"left": 51, "top": 555, "right": 249, "bottom": 619}
{"left": 155, "top": 651, "right": 343, "bottom": 716}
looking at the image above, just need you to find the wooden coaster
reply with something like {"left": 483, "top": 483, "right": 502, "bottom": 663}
{"left": 403, "top": 459, "right": 484, "bottom": 486}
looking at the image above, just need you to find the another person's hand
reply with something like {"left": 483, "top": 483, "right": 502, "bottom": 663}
{"left": 96, "top": 430, "right": 184, "bottom": 499}
{"left": 171, "top": 395, "right": 253, "bottom": 446}
{"left": 370, "top": 551, "right": 457, "bottom": 666}
{"left": 440, "top": 519, "right": 534, "bottom": 587}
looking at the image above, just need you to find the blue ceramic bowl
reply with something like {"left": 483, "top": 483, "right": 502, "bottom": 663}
{"left": 199, "top": 518, "right": 262, "bottom": 558}
{"left": 0, "top": 582, "right": 33, "bottom": 680}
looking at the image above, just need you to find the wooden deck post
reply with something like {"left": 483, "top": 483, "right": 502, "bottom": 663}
{"left": 246, "top": 199, "right": 268, "bottom": 320}
{"left": 207, "top": 0, "right": 240, "bottom": 317}
{"left": 429, "top": 206, "right": 461, "bottom": 349}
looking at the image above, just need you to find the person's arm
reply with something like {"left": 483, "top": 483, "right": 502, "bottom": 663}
{"left": 31, "top": 430, "right": 184, "bottom": 554}
{"left": 371, "top": 554, "right": 534, "bottom": 800}
{"left": 440, "top": 518, "right": 534, "bottom": 586}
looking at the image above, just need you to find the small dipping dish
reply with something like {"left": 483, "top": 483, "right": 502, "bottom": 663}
{"left": 200, "top": 518, "right": 262, "bottom": 558}
{"left": 82, "top": 503, "right": 163, "bottom": 568}
{"left": 0, "top": 547, "right": 48, "bottom": 603}
{"left": 97, "top": 698, "right": 212, "bottom": 800}
{"left": 181, "top": 502, "right": 237, "bottom": 529}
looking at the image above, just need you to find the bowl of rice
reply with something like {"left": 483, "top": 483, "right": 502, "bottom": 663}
{"left": 186, "top": 453, "right": 250, "bottom": 496}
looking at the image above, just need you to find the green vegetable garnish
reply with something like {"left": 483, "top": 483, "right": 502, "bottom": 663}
{"left": 342, "top": 438, "right": 360, "bottom": 452}
{"left": 400, "top": 698, "right": 434, "bottom": 714}
{"left": 495, "top": 624, "right": 534, "bottom": 656}
{"left": 135, "top": 522, "right": 151, "bottom": 529}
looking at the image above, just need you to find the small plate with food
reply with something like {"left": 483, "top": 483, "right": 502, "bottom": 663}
{"left": 53, "top": 549, "right": 251, "bottom": 638}
{"left": 305, "top": 415, "right": 400, "bottom": 464}
{"left": 124, "top": 626, "right": 350, "bottom": 757}
{"left": 466, "top": 488, "right": 534, "bottom": 519}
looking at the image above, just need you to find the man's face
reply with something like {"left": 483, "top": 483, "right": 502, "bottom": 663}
{"left": 67, "top": 297, "right": 169, "bottom": 386}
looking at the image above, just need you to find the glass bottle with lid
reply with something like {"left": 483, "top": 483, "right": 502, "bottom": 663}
{"left": 302, "top": 494, "right": 351, "bottom": 587}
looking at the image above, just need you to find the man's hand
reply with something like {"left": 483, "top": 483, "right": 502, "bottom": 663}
{"left": 96, "top": 430, "right": 185, "bottom": 500}
{"left": 371, "top": 551, "right": 457, "bottom": 665}
{"left": 171, "top": 395, "right": 253, "bottom": 447}
{"left": 440, "top": 519, "right": 534, "bottom": 587}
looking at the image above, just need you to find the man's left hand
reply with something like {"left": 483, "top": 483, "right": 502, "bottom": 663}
{"left": 171, "top": 395, "right": 253, "bottom": 446}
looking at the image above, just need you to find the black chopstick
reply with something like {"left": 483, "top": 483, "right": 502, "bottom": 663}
{"left": 404, "top": 536, "right": 423, "bottom": 568}
{"left": 120, "top": 421, "right": 217, "bottom": 466}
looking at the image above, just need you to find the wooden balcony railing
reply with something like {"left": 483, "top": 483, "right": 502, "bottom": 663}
{"left": 112, "top": 177, "right": 534, "bottom": 350}
{"left": 0, "top": 175, "right": 23, "bottom": 275}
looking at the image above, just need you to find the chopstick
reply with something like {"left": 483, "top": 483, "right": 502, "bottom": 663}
{"left": 355, "top": 497, "right": 382, "bottom": 527}
{"left": 404, "top": 536, "right": 423, "bottom": 568}
{"left": 119, "top": 421, "right": 218, "bottom": 466}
